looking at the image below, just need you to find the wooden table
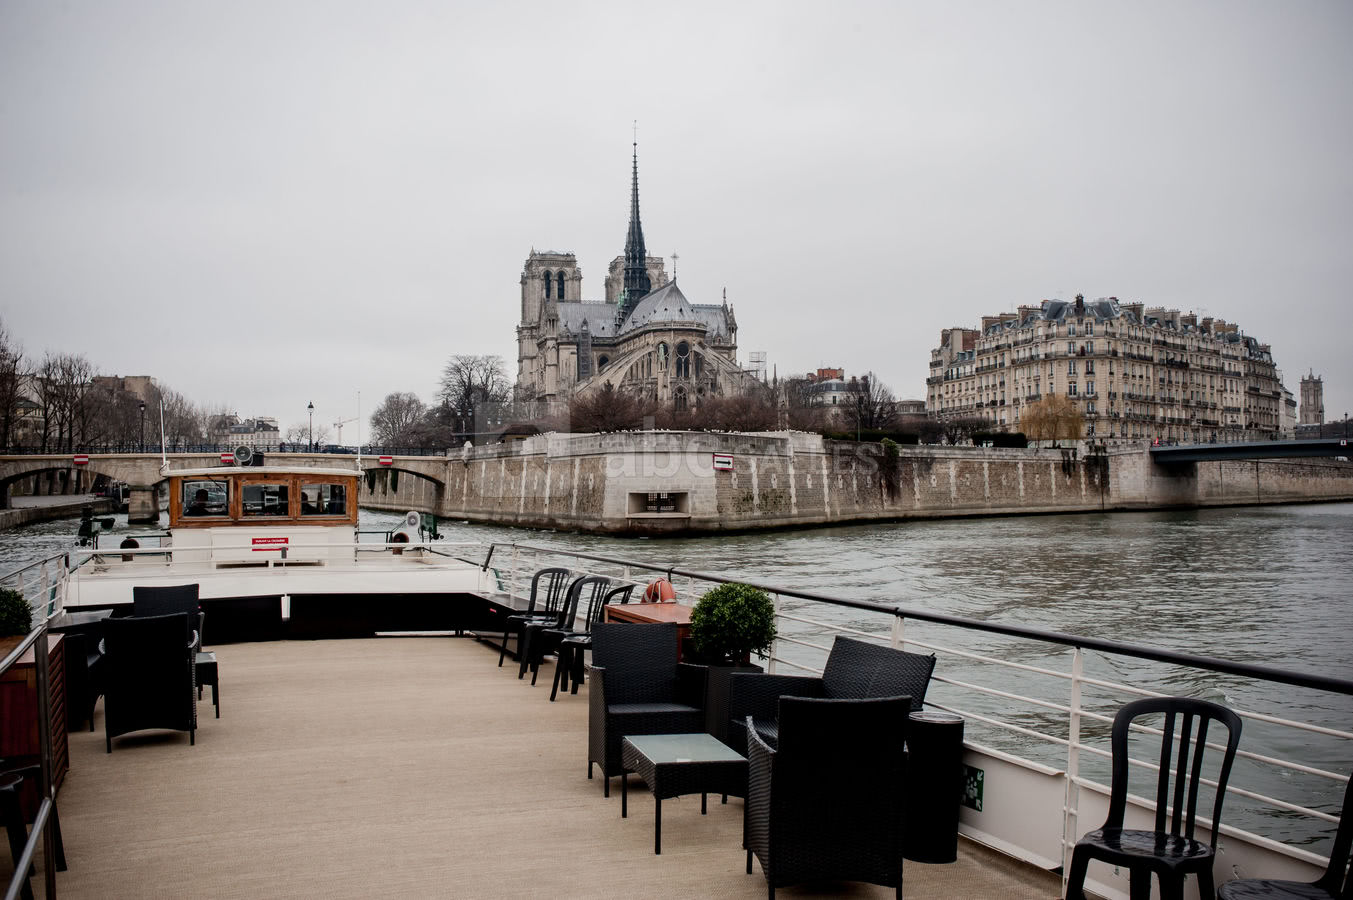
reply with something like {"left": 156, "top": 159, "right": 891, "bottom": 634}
{"left": 603, "top": 602, "right": 694, "bottom": 659}
{"left": 0, "top": 633, "right": 68, "bottom": 816}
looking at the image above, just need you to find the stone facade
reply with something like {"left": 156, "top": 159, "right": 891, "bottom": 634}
{"left": 927, "top": 296, "right": 1288, "bottom": 444}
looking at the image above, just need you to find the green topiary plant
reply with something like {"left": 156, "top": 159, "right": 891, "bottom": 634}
{"left": 0, "top": 588, "right": 33, "bottom": 638}
{"left": 689, "top": 582, "right": 777, "bottom": 665}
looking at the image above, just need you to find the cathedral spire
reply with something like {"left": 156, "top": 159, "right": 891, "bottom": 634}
{"left": 619, "top": 133, "right": 651, "bottom": 321}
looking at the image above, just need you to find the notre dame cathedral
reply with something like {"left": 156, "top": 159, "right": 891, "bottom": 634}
{"left": 515, "top": 146, "right": 752, "bottom": 411}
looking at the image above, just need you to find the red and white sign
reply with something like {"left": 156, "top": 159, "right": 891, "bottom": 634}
{"left": 712, "top": 453, "right": 734, "bottom": 471}
{"left": 220, "top": 452, "right": 234, "bottom": 464}
{"left": 72, "top": 454, "right": 89, "bottom": 465}
{"left": 251, "top": 537, "right": 289, "bottom": 552}
{"left": 379, "top": 456, "right": 393, "bottom": 466}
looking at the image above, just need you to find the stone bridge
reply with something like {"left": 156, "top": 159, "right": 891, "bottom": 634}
{"left": 0, "top": 452, "right": 450, "bottom": 521}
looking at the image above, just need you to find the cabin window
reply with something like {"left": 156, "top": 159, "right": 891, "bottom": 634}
{"left": 181, "top": 479, "right": 229, "bottom": 518}
{"left": 301, "top": 483, "right": 347, "bottom": 516}
{"left": 241, "top": 483, "right": 290, "bottom": 517}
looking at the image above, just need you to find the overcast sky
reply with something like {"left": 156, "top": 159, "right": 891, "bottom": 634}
{"left": 2, "top": 1, "right": 1350, "bottom": 439}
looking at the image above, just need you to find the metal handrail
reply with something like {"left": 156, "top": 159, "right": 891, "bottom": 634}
{"left": 493, "top": 541, "right": 1353, "bottom": 697}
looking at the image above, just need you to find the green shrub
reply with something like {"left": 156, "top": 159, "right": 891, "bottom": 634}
{"left": 689, "top": 582, "right": 777, "bottom": 664}
{"left": 0, "top": 589, "right": 33, "bottom": 638}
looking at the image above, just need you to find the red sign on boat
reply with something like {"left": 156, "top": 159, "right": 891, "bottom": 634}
{"left": 251, "top": 537, "right": 289, "bottom": 551}
{"left": 379, "top": 456, "right": 393, "bottom": 466}
{"left": 220, "top": 453, "right": 234, "bottom": 464}
{"left": 73, "top": 454, "right": 89, "bottom": 465}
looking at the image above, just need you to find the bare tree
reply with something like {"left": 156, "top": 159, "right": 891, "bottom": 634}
{"left": 561, "top": 383, "right": 657, "bottom": 433}
{"left": 437, "top": 355, "right": 510, "bottom": 441}
{"left": 0, "top": 320, "right": 24, "bottom": 450}
{"left": 369, "top": 392, "right": 428, "bottom": 446}
{"left": 939, "top": 415, "right": 987, "bottom": 445}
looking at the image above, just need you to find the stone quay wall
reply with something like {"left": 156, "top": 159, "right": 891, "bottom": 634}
{"left": 356, "top": 432, "right": 1353, "bottom": 534}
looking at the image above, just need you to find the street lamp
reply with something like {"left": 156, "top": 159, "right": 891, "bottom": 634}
{"left": 307, "top": 402, "right": 314, "bottom": 452}
{"left": 139, "top": 400, "right": 146, "bottom": 452}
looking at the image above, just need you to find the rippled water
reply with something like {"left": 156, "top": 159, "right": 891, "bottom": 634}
{"left": 4, "top": 501, "right": 1351, "bottom": 848}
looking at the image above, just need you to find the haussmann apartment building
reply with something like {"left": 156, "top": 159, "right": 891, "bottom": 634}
{"left": 926, "top": 295, "right": 1285, "bottom": 444}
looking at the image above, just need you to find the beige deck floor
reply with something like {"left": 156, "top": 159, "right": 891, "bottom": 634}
{"left": 31, "top": 637, "right": 1063, "bottom": 899}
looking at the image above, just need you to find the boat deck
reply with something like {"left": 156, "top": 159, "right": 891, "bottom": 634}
{"left": 22, "top": 637, "right": 1064, "bottom": 899}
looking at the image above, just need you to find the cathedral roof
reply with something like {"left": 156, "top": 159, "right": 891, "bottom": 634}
{"left": 556, "top": 303, "right": 617, "bottom": 337}
{"left": 618, "top": 281, "right": 713, "bottom": 335}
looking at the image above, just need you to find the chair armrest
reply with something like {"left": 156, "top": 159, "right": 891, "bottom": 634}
{"left": 589, "top": 664, "right": 609, "bottom": 708}
{"left": 676, "top": 662, "right": 708, "bottom": 708}
{"left": 728, "top": 673, "right": 824, "bottom": 722}
{"left": 188, "top": 631, "right": 201, "bottom": 652}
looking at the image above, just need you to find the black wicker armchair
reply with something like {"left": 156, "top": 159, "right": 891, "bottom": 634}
{"left": 587, "top": 623, "right": 707, "bottom": 797}
{"left": 726, "top": 635, "right": 935, "bottom": 755}
{"left": 131, "top": 583, "right": 203, "bottom": 647}
{"left": 102, "top": 612, "right": 198, "bottom": 752}
{"left": 745, "top": 695, "right": 912, "bottom": 899}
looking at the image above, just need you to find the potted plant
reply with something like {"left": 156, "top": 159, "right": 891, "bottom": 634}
{"left": 689, "top": 582, "right": 777, "bottom": 744}
{"left": 0, "top": 588, "right": 33, "bottom": 656}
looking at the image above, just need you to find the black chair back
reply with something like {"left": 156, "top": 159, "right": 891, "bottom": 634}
{"left": 559, "top": 575, "right": 608, "bottom": 630}
{"left": 591, "top": 622, "right": 680, "bottom": 704}
{"left": 573, "top": 579, "right": 630, "bottom": 635}
{"left": 102, "top": 612, "right": 196, "bottom": 750}
{"left": 132, "top": 583, "right": 202, "bottom": 645}
{"left": 1105, "top": 696, "right": 1243, "bottom": 847}
{"left": 820, "top": 635, "right": 936, "bottom": 711}
{"left": 604, "top": 584, "right": 634, "bottom": 607}
{"left": 526, "top": 568, "right": 570, "bottom": 617}
{"left": 751, "top": 695, "right": 911, "bottom": 891}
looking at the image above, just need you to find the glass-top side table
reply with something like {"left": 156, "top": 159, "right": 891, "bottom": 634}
{"left": 621, "top": 733, "right": 747, "bottom": 855}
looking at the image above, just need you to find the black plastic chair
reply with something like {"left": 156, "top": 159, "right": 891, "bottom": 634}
{"left": 102, "top": 612, "right": 198, "bottom": 752}
{"left": 1066, "top": 696, "right": 1244, "bottom": 900}
{"left": 727, "top": 635, "right": 936, "bottom": 755}
{"left": 745, "top": 695, "right": 911, "bottom": 899}
{"left": 587, "top": 622, "right": 707, "bottom": 797}
{"left": 0, "top": 763, "right": 67, "bottom": 900}
{"left": 523, "top": 575, "right": 610, "bottom": 684}
{"left": 497, "top": 567, "right": 570, "bottom": 669}
{"left": 1217, "top": 769, "right": 1352, "bottom": 899}
{"left": 547, "top": 583, "right": 635, "bottom": 701}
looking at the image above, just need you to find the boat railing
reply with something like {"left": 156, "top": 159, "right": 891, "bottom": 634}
{"left": 0, "top": 558, "right": 63, "bottom": 900}
{"left": 484, "top": 540, "right": 1353, "bottom": 895}
{"left": 68, "top": 540, "right": 487, "bottom": 566}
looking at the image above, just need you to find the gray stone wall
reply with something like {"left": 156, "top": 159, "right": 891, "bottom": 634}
{"left": 354, "top": 432, "right": 1353, "bottom": 534}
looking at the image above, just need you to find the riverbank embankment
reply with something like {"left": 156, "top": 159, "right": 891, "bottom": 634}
{"left": 357, "top": 432, "right": 1353, "bottom": 534}
{"left": 0, "top": 495, "right": 118, "bottom": 531}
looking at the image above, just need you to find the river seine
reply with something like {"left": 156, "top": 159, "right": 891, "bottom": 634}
{"left": 2, "top": 501, "right": 1350, "bottom": 847}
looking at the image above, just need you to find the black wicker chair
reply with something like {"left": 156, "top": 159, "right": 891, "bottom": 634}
{"left": 547, "top": 583, "right": 635, "bottom": 701}
{"left": 726, "top": 635, "right": 936, "bottom": 755}
{"left": 523, "top": 575, "right": 610, "bottom": 685}
{"left": 745, "top": 695, "right": 912, "bottom": 899}
{"left": 102, "top": 612, "right": 198, "bottom": 752}
{"left": 587, "top": 622, "right": 707, "bottom": 797}
{"left": 132, "top": 582, "right": 217, "bottom": 717}
{"left": 497, "top": 567, "right": 570, "bottom": 669}
{"left": 1066, "top": 696, "right": 1243, "bottom": 900}
{"left": 1217, "top": 768, "right": 1351, "bottom": 900}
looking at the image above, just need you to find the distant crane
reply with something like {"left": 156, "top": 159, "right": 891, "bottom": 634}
{"left": 333, "top": 416, "right": 357, "bottom": 446}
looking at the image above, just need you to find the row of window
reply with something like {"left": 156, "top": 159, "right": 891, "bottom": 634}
{"left": 541, "top": 270, "right": 567, "bottom": 300}
{"left": 181, "top": 479, "right": 347, "bottom": 519}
